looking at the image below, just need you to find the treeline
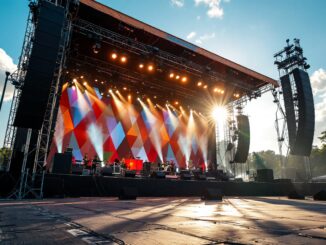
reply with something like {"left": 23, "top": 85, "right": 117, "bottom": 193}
{"left": 247, "top": 131, "right": 326, "bottom": 180}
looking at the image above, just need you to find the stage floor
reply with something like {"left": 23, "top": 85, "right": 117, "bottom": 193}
{"left": 0, "top": 197, "right": 325, "bottom": 244}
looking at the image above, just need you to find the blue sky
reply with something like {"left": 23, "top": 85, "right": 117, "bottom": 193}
{"left": 0, "top": 0, "right": 326, "bottom": 153}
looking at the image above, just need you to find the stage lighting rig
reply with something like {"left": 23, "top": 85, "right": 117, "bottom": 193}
{"left": 273, "top": 38, "right": 310, "bottom": 72}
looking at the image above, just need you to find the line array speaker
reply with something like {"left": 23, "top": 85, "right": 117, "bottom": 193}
{"left": 14, "top": 1, "right": 66, "bottom": 129}
{"left": 292, "top": 68, "right": 315, "bottom": 156}
{"left": 280, "top": 74, "right": 297, "bottom": 148}
{"left": 234, "top": 115, "right": 250, "bottom": 163}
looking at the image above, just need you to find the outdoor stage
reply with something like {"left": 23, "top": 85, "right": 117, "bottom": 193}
{"left": 43, "top": 174, "right": 326, "bottom": 198}
{"left": 1, "top": 196, "right": 326, "bottom": 244}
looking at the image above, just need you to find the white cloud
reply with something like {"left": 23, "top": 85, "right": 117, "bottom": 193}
{"left": 310, "top": 68, "right": 326, "bottom": 95}
{"left": 186, "top": 31, "right": 197, "bottom": 40}
{"left": 0, "top": 48, "right": 17, "bottom": 102}
{"left": 195, "top": 32, "right": 215, "bottom": 44}
{"left": 309, "top": 68, "right": 326, "bottom": 145}
{"left": 194, "top": 0, "right": 229, "bottom": 19}
{"left": 171, "top": 0, "right": 184, "bottom": 7}
{"left": 196, "top": 15, "right": 201, "bottom": 20}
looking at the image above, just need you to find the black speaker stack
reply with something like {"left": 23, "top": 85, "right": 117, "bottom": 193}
{"left": 234, "top": 115, "right": 250, "bottom": 163}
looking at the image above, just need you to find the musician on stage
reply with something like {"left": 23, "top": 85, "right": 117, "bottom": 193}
{"left": 92, "top": 155, "right": 100, "bottom": 174}
{"left": 83, "top": 153, "right": 89, "bottom": 168}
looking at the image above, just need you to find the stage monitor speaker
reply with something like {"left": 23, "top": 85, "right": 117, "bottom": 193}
{"left": 292, "top": 68, "right": 315, "bottom": 156}
{"left": 234, "top": 115, "right": 250, "bottom": 163}
{"left": 180, "top": 170, "right": 192, "bottom": 180}
{"left": 281, "top": 74, "right": 297, "bottom": 148}
{"left": 119, "top": 187, "right": 138, "bottom": 200}
{"left": 256, "top": 169, "right": 274, "bottom": 182}
{"left": 71, "top": 165, "right": 84, "bottom": 175}
{"left": 101, "top": 166, "right": 113, "bottom": 176}
{"left": 313, "top": 190, "right": 326, "bottom": 201}
{"left": 201, "top": 188, "right": 223, "bottom": 201}
{"left": 14, "top": 1, "right": 66, "bottom": 129}
{"left": 288, "top": 190, "right": 305, "bottom": 200}
{"left": 52, "top": 153, "right": 72, "bottom": 174}
{"left": 193, "top": 170, "right": 207, "bottom": 180}
{"left": 151, "top": 171, "right": 166, "bottom": 179}
{"left": 123, "top": 170, "right": 136, "bottom": 178}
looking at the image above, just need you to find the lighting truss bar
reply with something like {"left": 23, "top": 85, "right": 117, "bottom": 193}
{"left": 73, "top": 19, "right": 257, "bottom": 93}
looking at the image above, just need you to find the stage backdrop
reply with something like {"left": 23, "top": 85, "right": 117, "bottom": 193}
{"left": 48, "top": 84, "right": 209, "bottom": 169}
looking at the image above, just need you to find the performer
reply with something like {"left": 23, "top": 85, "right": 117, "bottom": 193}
{"left": 83, "top": 153, "right": 89, "bottom": 168}
{"left": 92, "top": 155, "right": 100, "bottom": 174}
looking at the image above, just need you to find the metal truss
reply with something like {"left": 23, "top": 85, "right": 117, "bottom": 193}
{"left": 73, "top": 18, "right": 257, "bottom": 93}
{"left": 32, "top": 6, "right": 73, "bottom": 178}
{"left": 3, "top": 10, "right": 35, "bottom": 171}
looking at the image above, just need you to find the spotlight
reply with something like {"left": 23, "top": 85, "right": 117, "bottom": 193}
{"left": 128, "top": 94, "right": 132, "bottom": 100}
{"left": 83, "top": 81, "right": 87, "bottom": 86}
{"left": 116, "top": 90, "right": 119, "bottom": 93}
{"left": 214, "top": 88, "right": 218, "bottom": 93}
{"left": 92, "top": 43, "right": 101, "bottom": 54}
{"left": 109, "top": 89, "right": 113, "bottom": 93}
{"left": 120, "top": 56, "right": 127, "bottom": 63}
{"left": 80, "top": 75, "right": 84, "bottom": 79}
{"left": 147, "top": 98, "right": 150, "bottom": 102}
{"left": 211, "top": 106, "right": 228, "bottom": 122}
{"left": 148, "top": 65, "right": 154, "bottom": 71}
{"left": 123, "top": 87, "right": 127, "bottom": 91}
{"left": 181, "top": 77, "right": 187, "bottom": 82}
{"left": 72, "top": 85, "right": 76, "bottom": 90}
{"left": 153, "top": 95, "right": 157, "bottom": 99}
{"left": 111, "top": 52, "right": 118, "bottom": 60}
{"left": 203, "top": 85, "right": 208, "bottom": 89}
{"left": 95, "top": 79, "right": 98, "bottom": 82}
{"left": 174, "top": 101, "right": 179, "bottom": 105}
{"left": 139, "top": 63, "right": 144, "bottom": 69}
{"left": 137, "top": 97, "right": 140, "bottom": 101}
{"left": 101, "top": 81, "right": 104, "bottom": 84}
{"left": 169, "top": 73, "right": 175, "bottom": 78}
{"left": 73, "top": 78, "right": 77, "bottom": 83}
{"left": 100, "top": 92, "right": 104, "bottom": 96}
{"left": 197, "top": 81, "right": 202, "bottom": 87}
{"left": 175, "top": 75, "right": 180, "bottom": 80}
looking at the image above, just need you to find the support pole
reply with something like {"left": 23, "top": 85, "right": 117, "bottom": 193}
{"left": 0, "top": 71, "right": 10, "bottom": 111}
{"left": 18, "top": 128, "right": 32, "bottom": 199}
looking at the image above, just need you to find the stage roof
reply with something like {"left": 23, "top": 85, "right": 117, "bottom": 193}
{"left": 79, "top": 0, "right": 277, "bottom": 88}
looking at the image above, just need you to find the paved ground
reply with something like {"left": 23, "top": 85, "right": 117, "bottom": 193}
{"left": 0, "top": 197, "right": 325, "bottom": 244}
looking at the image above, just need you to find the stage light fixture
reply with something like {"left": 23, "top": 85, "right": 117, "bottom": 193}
{"left": 153, "top": 95, "right": 157, "bottom": 99}
{"left": 176, "top": 75, "right": 180, "bottom": 80}
{"left": 80, "top": 75, "right": 84, "bottom": 79}
{"left": 116, "top": 90, "right": 119, "bottom": 93}
{"left": 123, "top": 87, "right": 127, "bottom": 91}
{"left": 72, "top": 85, "right": 76, "bottom": 90}
{"left": 137, "top": 97, "right": 140, "bottom": 101}
{"left": 148, "top": 65, "right": 154, "bottom": 71}
{"left": 92, "top": 43, "right": 101, "bottom": 54}
{"left": 169, "top": 73, "right": 175, "bottom": 78}
{"left": 128, "top": 94, "right": 132, "bottom": 100}
{"left": 213, "top": 88, "right": 218, "bottom": 93}
{"left": 174, "top": 101, "right": 179, "bottom": 105}
{"left": 111, "top": 52, "right": 118, "bottom": 60}
{"left": 197, "top": 81, "right": 202, "bottom": 87}
{"left": 95, "top": 79, "right": 98, "bottom": 82}
{"left": 109, "top": 89, "right": 113, "bottom": 93}
{"left": 83, "top": 81, "right": 87, "bottom": 86}
{"left": 139, "top": 63, "right": 144, "bottom": 69}
{"left": 203, "top": 85, "right": 208, "bottom": 89}
{"left": 211, "top": 106, "right": 227, "bottom": 122}
{"left": 101, "top": 81, "right": 104, "bottom": 84}
{"left": 120, "top": 56, "right": 127, "bottom": 63}
{"left": 181, "top": 77, "right": 187, "bottom": 83}
{"left": 73, "top": 78, "right": 77, "bottom": 83}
